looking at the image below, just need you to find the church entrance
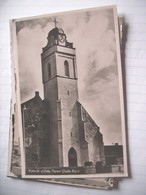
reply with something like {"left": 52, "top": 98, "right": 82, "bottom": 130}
{"left": 68, "top": 147, "right": 77, "bottom": 167}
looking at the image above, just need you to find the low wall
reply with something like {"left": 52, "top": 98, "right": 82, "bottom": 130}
{"left": 111, "top": 165, "right": 124, "bottom": 173}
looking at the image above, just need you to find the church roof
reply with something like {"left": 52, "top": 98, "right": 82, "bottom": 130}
{"left": 76, "top": 101, "right": 100, "bottom": 130}
{"left": 48, "top": 27, "right": 64, "bottom": 36}
{"left": 104, "top": 144, "right": 123, "bottom": 157}
{"left": 47, "top": 27, "right": 65, "bottom": 40}
{"left": 21, "top": 91, "right": 43, "bottom": 107}
{"left": 42, "top": 26, "right": 73, "bottom": 52}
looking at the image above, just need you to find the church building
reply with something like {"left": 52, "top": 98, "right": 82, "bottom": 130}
{"left": 22, "top": 25, "right": 105, "bottom": 170}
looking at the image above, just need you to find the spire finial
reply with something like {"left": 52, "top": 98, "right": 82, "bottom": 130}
{"left": 53, "top": 18, "right": 58, "bottom": 28}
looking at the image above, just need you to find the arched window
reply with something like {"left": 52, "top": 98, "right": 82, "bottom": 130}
{"left": 48, "top": 63, "right": 51, "bottom": 79}
{"left": 68, "top": 147, "right": 77, "bottom": 167}
{"left": 64, "top": 60, "right": 69, "bottom": 77}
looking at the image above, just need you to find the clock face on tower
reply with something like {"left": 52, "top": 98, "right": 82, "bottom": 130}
{"left": 58, "top": 34, "right": 66, "bottom": 45}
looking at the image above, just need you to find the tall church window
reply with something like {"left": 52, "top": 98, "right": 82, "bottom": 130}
{"left": 48, "top": 63, "right": 51, "bottom": 79}
{"left": 64, "top": 60, "right": 70, "bottom": 77}
{"left": 68, "top": 147, "right": 77, "bottom": 167}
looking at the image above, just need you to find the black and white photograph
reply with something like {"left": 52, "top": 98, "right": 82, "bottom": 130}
{"left": 13, "top": 5, "right": 128, "bottom": 178}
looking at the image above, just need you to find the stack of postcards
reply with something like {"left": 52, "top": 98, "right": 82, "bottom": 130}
{"left": 8, "top": 5, "right": 128, "bottom": 190}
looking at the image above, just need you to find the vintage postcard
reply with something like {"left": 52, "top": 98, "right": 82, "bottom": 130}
{"left": 11, "top": 5, "right": 128, "bottom": 178}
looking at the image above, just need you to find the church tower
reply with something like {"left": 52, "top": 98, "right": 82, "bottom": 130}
{"left": 41, "top": 22, "right": 105, "bottom": 168}
{"left": 41, "top": 24, "right": 79, "bottom": 167}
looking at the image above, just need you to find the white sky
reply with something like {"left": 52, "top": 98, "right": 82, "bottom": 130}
{"left": 16, "top": 7, "right": 123, "bottom": 145}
